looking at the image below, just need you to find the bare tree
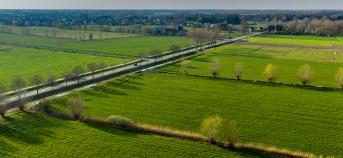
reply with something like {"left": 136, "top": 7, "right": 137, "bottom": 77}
{"left": 209, "top": 58, "right": 220, "bottom": 78}
{"left": 47, "top": 73, "right": 56, "bottom": 90}
{"left": 170, "top": 44, "right": 182, "bottom": 55}
{"left": 0, "top": 82, "right": 7, "bottom": 117}
{"left": 149, "top": 49, "right": 162, "bottom": 62}
{"left": 188, "top": 29, "right": 212, "bottom": 51}
{"left": 297, "top": 64, "right": 313, "bottom": 85}
{"left": 181, "top": 60, "right": 191, "bottom": 75}
{"left": 234, "top": 63, "right": 243, "bottom": 80}
{"left": 87, "top": 63, "right": 98, "bottom": 80}
{"left": 11, "top": 76, "right": 26, "bottom": 109}
{"left": 211, "top": 26, "right": 221, "bottom": 47}
{"left": 271, "top": 17, "right": 278, "bottom": 32}
{"left": 62, "top": 71, "right": 73, "bottom": 87}
{"left": 31, "top": 75, "right": 44, "bottom": 95}
{"left": 89, "top": 32, "right": 94, "bottom": 40}
{"left": 72, "top": 65, "right": 86, "bottom": 85}
{"left": 68, "top": 96, "right": 85, "bottom": 119}
{"left": 263, "top": 64, "right": 278, "bottom": 82}
{"left": 241, "top": 19, "right": 249, "bottom": 35}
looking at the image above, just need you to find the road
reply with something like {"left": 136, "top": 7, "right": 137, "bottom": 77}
{"left": 4, "top": 32, "right": 263, "bottom": 110}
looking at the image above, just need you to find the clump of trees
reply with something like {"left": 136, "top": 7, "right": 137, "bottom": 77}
{"left": 263, "top": 64, "right": 278, "bottom": 82}
{"left": 200, "top": 115, "right": 239, "bottom": 145}
{"left": 68, "top": 96, "right": 84, "bottom": 119}
{"left": 209, "top": 58, "right": 220, "bottom": 78}
{"left": 297, "top": 64, "right": 314, "bottom": 85}
{"left": 200, "top": 115, "right": 223, "bottom": 143}
{"left": 188, "top": 29, "right": 212, "bottom": 51}
{"left": 233, "top": 63, "right": 243, "bottom": 80}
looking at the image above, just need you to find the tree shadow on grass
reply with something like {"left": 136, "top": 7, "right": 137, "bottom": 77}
{"left": 83, "top": 122, "right": 138, "bottom": 139}
{"left": 0, "top": 112, "right": 65, "bottom": 155}
{"left": 227, "top": 147, "right": 281, "bottom": 158}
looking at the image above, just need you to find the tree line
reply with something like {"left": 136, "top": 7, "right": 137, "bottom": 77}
{"left": 0, "top": 62, "right": 110, "bottom": 117}
{"left": 181, "top": 59, "right": 343, "bottom": 89}
{"left": 282, "top": 18, "right": 343, "bottom": 36}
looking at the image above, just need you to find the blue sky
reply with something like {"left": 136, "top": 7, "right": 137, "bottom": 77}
{"left": 0, "top": 0, "right": 343, "bottom": 9}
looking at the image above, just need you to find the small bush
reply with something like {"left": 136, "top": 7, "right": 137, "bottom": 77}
{"left": 180, "top": 60, "right": 191, "bottom": 75}
{"left": 336, "top": 67, "right": 343, "bottom": 89}
{"left": 234, "top": 63, "right": 243, "bottom": 80}
{"left": 68, "top": 96, "right": 84, "bottom": 119}
{"left": 106, "top": 115, "right": 134, "bottom": 128}
{"left": 263, "top": 64, "right": 278, "bottom": 82}
{"left": 200, "top": 115, "right": 223, "bottom": 143}
{"left": 209, "top": 58, "right": 220, "bottom": 78}
{"left": 297, "top": 64, "right": 313, "bottom": 85}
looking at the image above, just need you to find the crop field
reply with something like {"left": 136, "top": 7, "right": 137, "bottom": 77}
{"left": 0, "top": 113, "right": 259, "bottom": 158}
{"left": 0, "top": 25, "right": 137, "bottom": 40}
{"left": 248, "top": 34, "right": 343, "bottom": 46}
{"left": 162, "top": 44, "right": 343, "bottom": 87}
{"left": 0, "top": 33, "right": 193, "bottom": 56}
{"left": 0, "top": 46, "right": 127, "bottom": 86}
{"left": 49, "top": 72, "right": 343, "bottom": 157}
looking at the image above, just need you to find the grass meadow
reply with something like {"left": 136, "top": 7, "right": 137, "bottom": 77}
{"left": 0, "top": 33, "right": 193, "bottom": 56}
{"left": 0, "top": 46, "right": 127, "bottom": 86}
{"left": 248, "top": 34, "right": 343, "bottom": 46}
{"left": 49, "top": 73, "right": 343, "bottom": 157}
{"left": 162, "top": 44, "right": 343, "bottom": 87}
{"left": 0, "top": 25, "right": 137, "bottom": 39}
{"left": 0, "top": 113, "right": 261, "bottom": 158}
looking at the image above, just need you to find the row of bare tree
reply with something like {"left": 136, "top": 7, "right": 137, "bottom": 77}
{"left": 284, "top": 18, "right": 343, "bottom": 36}
{"left": 0, "top": 62, "right": 108, "bottom": 117}
{"left": 181, "top": 59, "right": 343, "bottom": 89}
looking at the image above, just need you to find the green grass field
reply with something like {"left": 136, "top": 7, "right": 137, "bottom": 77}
{"left": 0, "top": 47, "right": 127, "bottom": 86}
{"left": 0, "top": 25, "right": 137, "bottom": 40}
{"left": 162, "top": 44, "right": 343, "bottom": 87}
{"left": 0, "top": 33, "right": 193, "bottom": 56}
{"left": 248, "top": 34, "right": 343, "bottom": 46}
{"left": 0, "top": 113, "right": 261, "bottom": 158}
{"left": 49, "top": 73, "right": 343, "bottom": 157}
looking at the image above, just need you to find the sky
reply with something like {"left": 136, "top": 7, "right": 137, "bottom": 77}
{"left": 1, "top": 0, "right": 343, "bottom": 10}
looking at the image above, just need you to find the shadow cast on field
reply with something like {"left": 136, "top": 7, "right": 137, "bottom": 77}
{"left": 83, "top": 122, "right": 138, "bottom": 138}
{"left": 227, "top": 148, "right": 280, "bottom": 158}
{"left": 0, "top": 112, "right": 65, "bottom": 156}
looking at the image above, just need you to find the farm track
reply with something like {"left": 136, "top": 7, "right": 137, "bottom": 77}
{"left": 237, "top": 41, "right": 343, "bottom": 50}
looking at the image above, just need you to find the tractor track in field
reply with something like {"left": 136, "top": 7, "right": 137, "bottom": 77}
{"left": 236, "top": 41, "right": 343, "bottom": 50}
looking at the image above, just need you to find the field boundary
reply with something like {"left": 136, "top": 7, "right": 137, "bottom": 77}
{"left": 236, "top": 41, "right": 342, "bottom": 50}
{"left": 157, "top": 71, "right": 343, "bottom": 92}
